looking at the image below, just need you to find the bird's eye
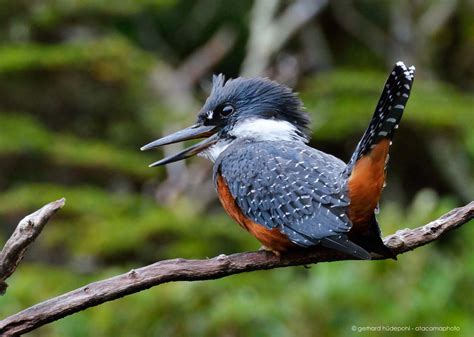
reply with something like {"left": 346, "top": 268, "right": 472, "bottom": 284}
{"left": 219, "top": 104, "right": 234, "bottom": 117}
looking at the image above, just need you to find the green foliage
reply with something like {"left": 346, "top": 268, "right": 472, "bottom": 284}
{"left": 32, "top": 0, "right": 175, "bottom": 23}
{"left": 0, "top": 37, "right": 154, "bottom": 79}
{"left": 0, "top": 114, "right": 153, "bottom": 178}
{"left": 302, "top": 69, "right": 474, "bottom": 140}
{"left": 0, "top": 183, "right": 246, "bottom": 260}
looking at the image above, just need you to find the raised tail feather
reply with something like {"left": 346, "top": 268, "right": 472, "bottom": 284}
{"left": 346, "top": 61, "right": 416, "bottom": 173}
{"left": 343, "top": 62, "right": 415, "bottom": 260}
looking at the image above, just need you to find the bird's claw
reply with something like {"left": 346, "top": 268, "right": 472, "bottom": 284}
{"left": 259, "top": 245, "right": 281, "bottom": 257}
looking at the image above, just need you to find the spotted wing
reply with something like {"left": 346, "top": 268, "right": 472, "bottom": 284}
{"left": 214, "top": 140, "right": 370, "bottom": 258}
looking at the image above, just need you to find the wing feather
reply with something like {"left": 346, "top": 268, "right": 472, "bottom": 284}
{"left": 215, "top": 140, "right": 353, "bottom": 248}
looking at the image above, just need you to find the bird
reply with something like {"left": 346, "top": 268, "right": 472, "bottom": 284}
{"left": 141, "top": 61, "right": 416, "bottom": 260}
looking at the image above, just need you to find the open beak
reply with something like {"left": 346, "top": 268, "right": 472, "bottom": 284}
{"left": 140, "top": 124, "right": 219, "bottom": 167}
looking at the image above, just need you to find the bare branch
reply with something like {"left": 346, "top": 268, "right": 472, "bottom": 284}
{"left": 0, "top": 202, "right": 472, "bottom": 336}
{"left": 241, "top": 0, "right": 327, "bottom": 77}
{"left": 176, "top": 27, "right": 236, "bottom": 89}
{"left": 331, "top": 0, "right": 389, "bottom": 60}
{"left": 383, "top": 202, "right": 473, "bottom": 253}
{"left": 0, "top": 199, "right": 65, "bottom": 295}
{"left": 418, "top": 0, "right": 457, "bottom": 38}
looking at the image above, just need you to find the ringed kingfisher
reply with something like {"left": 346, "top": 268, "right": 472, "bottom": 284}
{"left": 141, "top": 61, "right": 416, "bottom": 259}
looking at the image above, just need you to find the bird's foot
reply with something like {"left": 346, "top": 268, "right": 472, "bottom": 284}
{"left": 259, "top": 245, "right": 281, "bottom": 257}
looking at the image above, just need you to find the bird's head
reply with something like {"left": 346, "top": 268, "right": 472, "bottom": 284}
{"left": 141, "top": 74, "right": 310, "bottom": 167}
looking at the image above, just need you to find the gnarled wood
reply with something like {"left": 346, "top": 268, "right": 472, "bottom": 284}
{"left": 0, "top": 199, "right": 65, "bottom": 295}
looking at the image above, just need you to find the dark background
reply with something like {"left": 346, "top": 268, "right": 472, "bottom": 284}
{"left": 0, "top": 1, "right": 473, "bottom": 336}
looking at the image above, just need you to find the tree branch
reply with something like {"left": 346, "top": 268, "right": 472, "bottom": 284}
{"left": 0, "top": 201, "right": 472, "bottom": 336}
{"left": 0, "top": 199, "right": 65, "bottom": 295}
{"left": 241, "top": 0, "right": 327, "bottom": 76}
{"left": 331, "top": 0, "right": 389, "bottom": 61}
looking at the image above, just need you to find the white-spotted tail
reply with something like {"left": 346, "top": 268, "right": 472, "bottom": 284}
{"left": 346, "top": 62, "right": 415, "bottom": 173}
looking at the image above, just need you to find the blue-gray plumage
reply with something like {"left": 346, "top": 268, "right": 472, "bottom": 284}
{"left": 141, "top": 61, "right": 416, "bottom": 260}
{"left": 213, "top": 139, "right": 371, "bottom": 259}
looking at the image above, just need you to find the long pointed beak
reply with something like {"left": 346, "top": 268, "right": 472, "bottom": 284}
{"left": 140, "top": 124, "right": 219, "bottom": 167}
{"left": 140, "top": 124, "right": 217, "bottom": 151}
{"left": 147, "top": 133, "right": 219, "bottom": 167}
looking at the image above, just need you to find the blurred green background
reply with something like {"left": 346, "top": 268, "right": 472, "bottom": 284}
{"left": 0, "top": 0, "right": 473, "bottom": 336}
